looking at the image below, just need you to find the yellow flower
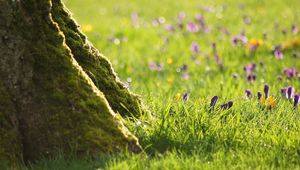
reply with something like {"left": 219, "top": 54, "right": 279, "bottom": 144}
{"left": 282, "top": 37, "right": 300, "bottom": 50}
{"left": 248, "top": 38, "right": 263, "bottom": 47}
{"left": 167, "top": 58, "right": 173, "bottom": 65}
{"left": 260, "top": 96, "right": 276, "bottom": 109}
{"left": 174, "top": 93, "right": 181, "bottom": 102}
{"left": 81, "top": 24, "right": 93, "bottom": 32}
{"left": 167, "top": 77, "right": 174, "bottom": 85}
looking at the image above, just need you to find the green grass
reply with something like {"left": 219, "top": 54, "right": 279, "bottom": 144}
{"left": 28, "top": 0, "right": 300, "bottom": 169}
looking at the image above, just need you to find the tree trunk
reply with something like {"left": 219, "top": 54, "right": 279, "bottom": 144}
{"left": 0, "top": 0, "right": 143, "bottom": 167}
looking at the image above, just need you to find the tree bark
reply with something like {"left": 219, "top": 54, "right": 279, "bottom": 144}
{"left": 0, "top": 0, "right": 143, "bottom": 167}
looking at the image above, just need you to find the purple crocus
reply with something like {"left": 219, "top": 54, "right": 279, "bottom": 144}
{"left": 195, "top": 14, "right": 205, "bottom": 27}
{"left": 245, "top": 89, "right": 252, "bottom": 98}
{"left": 211, "top": 43, "right": 223, "bottom": 66}
{"left": 210, "top": 96, "right": 218, "bottom": 108}
{"left": 177, "top": 12, "right": 186, "bottom": 21}
{"left": 220, "top": 101, "right": 233, "bottom": 110}
{"left": 227, "top": 101, "right": 233, "bottom": 108}
{"left": 243, "top": 16, "right": 251, "bottom": 25}
{"left": 244, "top": 63, "right": 256, "bottom": 73}
{"left": 165, "top": 24, "right": 175, "bottom": 32}
{"left": 294, "top": 94, "right": 300, "bottom": 107}
{"left": 177, "top": 21, "right": 183, "bottom": 29}
{"left": 231, "top": 35, "right": 248, "bottom": 46}
{"left": 219, "top": 26, "right": 230, "bottom": 35}
{"left": 231, "top": 36, "right": 239, "bottom": 46}
{"left": 131, "top": 12, "right": 139, "bottom": 21}
{"left": 149, "top": 61, "right": 164, "bottom": 71}
{"left": 244, "top": 64, "right": 257, "bottom": 83}
{"left": 284, "top": 68, "right": 298, "bottom": 78}
{"left": 281, "top": 88, "right": 287, "bottom": 99}
{"left": 149, "top": 61, "right": 157, "bottom": 71}
{"left": 258, "top": 91, "right": 262, "bottom": 100}
{"left": 292, "top": 24, "right": 298, "bottom": 35}
{"left": 287, "top": 86, "right": 294, "bottom": 99}
{"left": 264, "top": 84, "right": 269, "bottom": 99}
{"left": 247, "top": 74, "right": 256, "bottom": 82}
{"left": 191, "top": 42, "right": 200, "bottom": 55}
{"left": 156, "top": 63, "right": 164, "bottom": 71}
{"left": 182, "top": 64, "right": 188, "bottom": 72}
{"left": 182, "top": 72, "right": 189, "bottom": 80}
{"left": 274, "top": 49, "right": 283, "bottom": 60}
{"left": 181, "top": 64, "right": 189, "bottom": 80}
{"left": 186, "top": 22, "right": 199, "bottom": 33}
{"left": 183, "top": 92, "right": 189, "bottom": 101}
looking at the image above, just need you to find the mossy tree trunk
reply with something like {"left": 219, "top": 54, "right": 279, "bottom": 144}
{"left": 0, "top": 0, "right": 144, "bottom": 167}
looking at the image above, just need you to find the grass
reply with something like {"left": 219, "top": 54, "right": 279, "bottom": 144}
{"left": 28, "top": 0, "right": 300, "bottom": 169}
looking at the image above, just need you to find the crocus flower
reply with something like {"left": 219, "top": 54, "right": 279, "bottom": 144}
{"left": 183, "top": 92, "right": 189, "bottom": 101}
{"left": 258, "top": 91, "right": 262, "bottom": 100}
{"left": 149, "top": 61, "right": 157, "bottom": 71}
{"left": 231, "top": 36, "right": 240, "bottom": 46}
{"left": 131, "top": 12, "right": 139, "bottom": 21}
{"left": 220, "top": 101, "right": 233, "bottom": 110}
{"left": 175, "top": 93, "right": 181, "bottom": 102}
{"left": 210, "top": 96, "right": 218, "bottom": 108}
{"left": 284, "top": 68, "right": 298, "bottom": 78}
{"left": 182, "top": 64, "right": 188, "bottom": 72}
{"left": 228, "top": 101, "right": 233, "bottom": 108}
{"left": 264, "top": 84, "right": 269, "bottom": 99}
{"left": 157, "top": 63, "right": 164, "bottom": 71}
{"left": 281, "top": 88, "right": 287, "bottom": 99}
{"left": 246, "top": 74, "right": 256, "bottom": 83}
{"left": 191, "top": 42, "right": 200, "bottom": 55}
{"left": 245, "top": 89, "right": 252, "bottom": 98}
{"left": 211, "top": 43, "right": 223, "bottom": 66}
{"left": 182, "top": 72, "right": 189, "bottom": 80}
{"left": 177, "top": 21, "right": 184, "bottom": 29}
{"left": 260, "top": 96, "right": 276, "bottom": 109}
{"left": 274, "top": 49, "right": 283, "bottom": 60}
{"left": 265, "top": 96, "right": 276, "bottom": 109}
{"left": 231, "top": 35, "right": 248, "bottom": 46}
{"left": 186, "top": 22, "right": 199, "bottom": 33}
{"left": 243, "top": 16, "right": 251, "bottom": 25}
{"left": 292, "top": 24, "right": 299, "bottom": 34}
{"left": 244, "top": 64, "right": 256, "bottom": 83}
{"left": 287, "top": 86, "right": 294, "bottom": 99}
{"left": 219, "top": 26, "right": 230, "bottom": 35}
{"left": 294, "top": 94, "right": 300, "bottom": 107}
{"left": 244, "top": 63, "right": 256, "bottom": 74}
{"left": 177, "top": 12, "right": 186, "bottom": 20}
{"left": 195, "top": 14, "right": 205, "bottom": 27}
{"left": 248, "top": 38, "right": 263, "bottom": 52}
{"left": 165, "top": 24, "right": 175, "bottom": 32}
{"left": 149, "top": 61, "right": 164, "bottom": 71}
{"left": 239, "top": 36, "right": 248, "bottom": 45}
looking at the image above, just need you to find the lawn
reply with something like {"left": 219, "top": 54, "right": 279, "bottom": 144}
{"left": 27, "top": 0, "right": 300, "bottom": 169}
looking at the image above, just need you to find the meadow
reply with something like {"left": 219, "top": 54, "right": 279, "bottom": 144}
{"left": 28, "top": 0, "right": 300, "bottom": 169}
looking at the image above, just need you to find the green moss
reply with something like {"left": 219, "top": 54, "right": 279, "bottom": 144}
{"left": 0, "top": 0, "right": 141, "bottom": 166}
{"left": 0, "top": 81, "right": 23, "bottom": 167}
{"left": 50, "top": 0, "right": 146, "bottom": 117}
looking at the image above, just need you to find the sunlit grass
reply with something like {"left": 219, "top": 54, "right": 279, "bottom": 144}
{"left": 26, "top": 0, "right": 300, "bottom": 169}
